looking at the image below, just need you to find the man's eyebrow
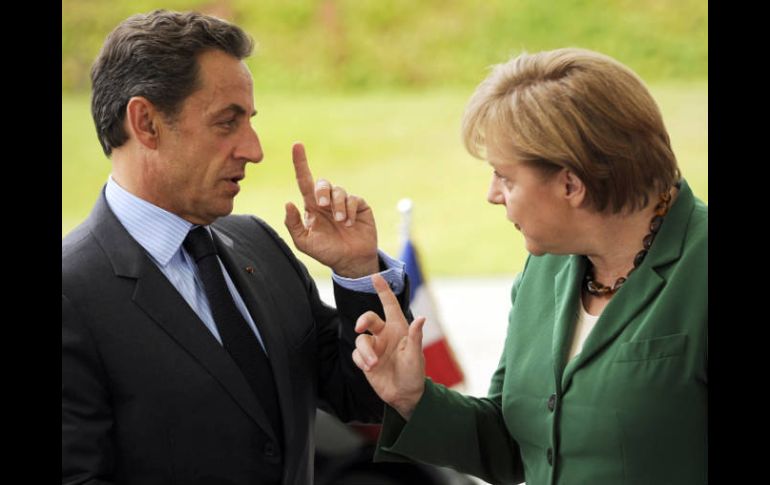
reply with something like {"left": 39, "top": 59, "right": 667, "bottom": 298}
{"left": 213, "top": 104, "right": 257, "bottom": 117}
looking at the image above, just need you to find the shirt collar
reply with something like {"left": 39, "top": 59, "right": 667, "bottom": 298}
{"left": 104, "top": 175, "right": 196, "bottom": 267}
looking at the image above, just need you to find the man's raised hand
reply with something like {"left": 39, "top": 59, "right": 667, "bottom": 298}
{"left": 284, "top": 142, "right": 379, "bottom": 278}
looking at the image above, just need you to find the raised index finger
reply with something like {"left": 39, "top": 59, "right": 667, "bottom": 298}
{"left": 292, "top": 142, "right": 316, "bottom": 208}
{"left": 371, "top": 273, "right": 404, "bottom": 324}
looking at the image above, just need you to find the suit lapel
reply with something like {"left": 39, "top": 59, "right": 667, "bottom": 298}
{"left": 560, "top": 265, "right": 665, "bottom": 391}
{"left": 88, "top": 192, "right": 277, "bottom": 439}
{"left": 131, "top": 266, "right": 278, "bottom": 439}
{"left": 211, "top": 227, "right": 297, "bottom": 447}
{"left": 551, "top": 255, "right": 585, "bottom": 394}
{"left": 559, "top": 180, "right": 696, "bottom": 392}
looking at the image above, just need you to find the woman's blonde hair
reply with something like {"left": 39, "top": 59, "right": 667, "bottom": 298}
{"left": 462, "top": 48, "right": 680, "bottom": 214}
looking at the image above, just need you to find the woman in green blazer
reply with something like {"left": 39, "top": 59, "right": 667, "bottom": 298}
{"left": 351, "top": 48, "right": 707, "bottom": 485}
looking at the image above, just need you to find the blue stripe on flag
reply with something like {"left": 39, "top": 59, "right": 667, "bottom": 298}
{"left": 400, "top": 240, "right": 424, "bottom": 302}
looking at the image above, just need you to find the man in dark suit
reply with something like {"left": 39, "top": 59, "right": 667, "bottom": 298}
{"left": 62, "top": 10, "right": 409, "bottom": 485}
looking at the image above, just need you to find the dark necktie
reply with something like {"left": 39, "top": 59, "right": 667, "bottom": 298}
{"left": 183, "top": 226, "right": 284, "bottom": 449}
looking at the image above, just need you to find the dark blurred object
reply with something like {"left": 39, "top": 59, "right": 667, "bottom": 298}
{"left": 314, "top": 409, "right": 477, "bottom": 485}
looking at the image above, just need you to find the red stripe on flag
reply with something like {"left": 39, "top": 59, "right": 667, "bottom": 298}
{"left": 423, "top": 338, "right": 464, "bottom": 388}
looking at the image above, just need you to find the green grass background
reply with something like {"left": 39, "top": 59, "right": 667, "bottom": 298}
{"left": 62, "top": 0, "right": 707, "bottom": 278}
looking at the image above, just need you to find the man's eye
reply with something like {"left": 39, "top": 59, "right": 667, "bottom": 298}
{"left": 219, "top": 119, "right": 237, "bottom": 128}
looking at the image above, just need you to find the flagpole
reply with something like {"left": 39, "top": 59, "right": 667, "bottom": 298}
{"left": 395, "top": 198, "right": 467, "bottom": 391}
{"left": 397, "top": 198, "right": 413, "bottom": 247}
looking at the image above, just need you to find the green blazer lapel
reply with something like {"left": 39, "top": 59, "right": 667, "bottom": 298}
{"left": 562, "top": 266, "right": 666, "bottom": 390}
{"left": 552, "top": 255, "right": 587, "bottom": 392}
{"left": 561, "top": 180, "right": 695, "bottom": 392}
{"left": 211, "top": 228, "right": 295, "bottom": 446}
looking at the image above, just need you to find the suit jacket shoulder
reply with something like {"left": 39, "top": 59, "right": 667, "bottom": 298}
{"left": 212, "top": 214, "right": 307, "bottom": 282}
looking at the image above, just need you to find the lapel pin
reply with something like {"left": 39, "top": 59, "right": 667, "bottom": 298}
{"left": 245, "top": 266, "right": 254, "bottom": 274}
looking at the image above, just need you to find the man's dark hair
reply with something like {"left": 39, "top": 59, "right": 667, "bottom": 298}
{"left": 90, "top": 10, "right": 253, "bottom": 156}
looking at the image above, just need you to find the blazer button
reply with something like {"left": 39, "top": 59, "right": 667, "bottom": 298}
{"left": 547, "top": 393, "right": 557, "bottom": 412}
{"left": 547, "top": 447, "right": 553, "bottom": 466}
{"left": 264, "top": 442, "right": 277, "bottom": 458}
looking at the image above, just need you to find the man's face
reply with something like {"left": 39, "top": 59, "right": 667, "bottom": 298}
{"left": 153, "top": 49, "right": 262, "bottom": 225}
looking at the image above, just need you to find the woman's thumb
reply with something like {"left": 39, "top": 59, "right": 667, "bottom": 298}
{"left": 408, "top": 316, "right": 426, "bottom": 349}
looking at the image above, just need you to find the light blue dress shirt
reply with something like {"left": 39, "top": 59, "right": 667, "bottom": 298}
{"left": 104, "top": 176, "right": 405, "bottom": 350}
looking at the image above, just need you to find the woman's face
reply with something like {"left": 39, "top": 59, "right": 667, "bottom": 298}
{"left": 486, "top": 149, "right": 574, "bottom": 256}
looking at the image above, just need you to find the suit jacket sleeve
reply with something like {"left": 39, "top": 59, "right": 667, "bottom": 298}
{"left": 254, "top": 217, "right": 412, "bottom": 423}
{"left": 62, "top": 294, "right": 116, "bottom": 485}
{"left": 373, "top": 273, "right": 525, "bottom": 485}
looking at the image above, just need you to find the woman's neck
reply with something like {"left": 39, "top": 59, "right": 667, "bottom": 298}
{"left": 584, "top": 187, "right": 678, "bottom": 284}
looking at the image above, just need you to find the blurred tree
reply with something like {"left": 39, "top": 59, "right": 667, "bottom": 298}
{"left": 62, "top": 0, "right": 707, "bottom": 92}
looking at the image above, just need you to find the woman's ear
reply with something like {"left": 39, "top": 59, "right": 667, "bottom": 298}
{"left": 125, "top": 96, "right": 159, "bottom": 150}
{"left": 561, "top": 169, "right": 586, "bottom": 208}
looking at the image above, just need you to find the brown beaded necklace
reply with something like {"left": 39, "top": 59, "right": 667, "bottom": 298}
{"left": 584, "top": 185, "right": 677, "bottom": 297}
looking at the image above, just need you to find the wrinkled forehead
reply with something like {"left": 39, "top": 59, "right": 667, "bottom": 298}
{"left": 190, "top": 50, "right": 255, "bottom": 113}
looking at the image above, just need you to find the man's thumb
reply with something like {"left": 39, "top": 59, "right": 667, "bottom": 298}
{"left": 284, "top": 202, "right": 304, "bottom": 240}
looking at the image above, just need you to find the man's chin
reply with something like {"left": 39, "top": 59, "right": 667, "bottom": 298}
{"left": 195, "top": 203, "right": 234, "bottom": 225}
{"left": 211, "top": 208, "right": 234, "bottom": 223}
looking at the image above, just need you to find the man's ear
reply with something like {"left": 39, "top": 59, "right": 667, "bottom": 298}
{"left": 561, "top": 168, "right": 586, "bottom": 208}
{"left": 125, "top": 96, "right": 160, "bottom": 150}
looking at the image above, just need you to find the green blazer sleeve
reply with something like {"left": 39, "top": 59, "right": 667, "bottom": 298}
{"left": 374, "top": 273, "right": 526, "bottom": 485}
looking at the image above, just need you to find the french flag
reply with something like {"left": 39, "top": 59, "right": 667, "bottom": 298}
{"left": 400, "top": 220, "right": 465, "bottom": 388}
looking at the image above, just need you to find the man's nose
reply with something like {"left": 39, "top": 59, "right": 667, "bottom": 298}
{"left": 237, "top": 124, "right": 263, "bottom": 164}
